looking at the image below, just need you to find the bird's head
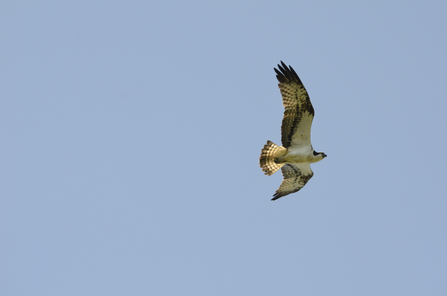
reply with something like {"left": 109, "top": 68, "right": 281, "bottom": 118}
{"left": 312, "top": 151, "right": 327, "bottom": 163}
{"left": 313, "top": 151, "right": 327, "bottom": 159}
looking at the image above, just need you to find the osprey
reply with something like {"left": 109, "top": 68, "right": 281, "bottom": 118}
{"left": 259, "top": 61, "right": 327, "bottom": 200}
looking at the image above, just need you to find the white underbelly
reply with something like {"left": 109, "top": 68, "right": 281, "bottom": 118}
{"left": 284, "top": 153, "right": 312, "bottom": 163}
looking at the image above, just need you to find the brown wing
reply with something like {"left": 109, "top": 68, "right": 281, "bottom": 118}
{"left": 272, "top": 163, "right": 314, "bottom": 201}
{"left": 274, "top": 61, "right": 315, "bottom": 149}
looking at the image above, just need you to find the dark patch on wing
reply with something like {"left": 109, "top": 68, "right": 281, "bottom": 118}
{"left": 274, "top": 61, "right": 314, "bottom": 148}
{"left": 271, "top": 164, "right": 313, "bottom": 200}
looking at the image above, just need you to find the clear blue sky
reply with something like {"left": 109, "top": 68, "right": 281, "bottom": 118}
{"left": 2, "top": 1, "right": 447, "bottom": 295}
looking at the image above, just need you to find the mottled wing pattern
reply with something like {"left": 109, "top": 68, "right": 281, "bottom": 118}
{"left": 272, "top": 163, "right": 314, "bottom": 200}
{"left": 275, "top": 61, "right": 315, "bottom": 149}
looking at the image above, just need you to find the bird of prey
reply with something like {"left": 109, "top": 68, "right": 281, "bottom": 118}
{"left": 259, "top": 61, "right": 326, "bottom": 200}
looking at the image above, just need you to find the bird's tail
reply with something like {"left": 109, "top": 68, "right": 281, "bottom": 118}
{"left": 259, "top": 140, "right": 287, "bottom": 176}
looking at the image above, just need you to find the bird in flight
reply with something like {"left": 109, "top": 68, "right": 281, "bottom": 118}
{"left": 259, "top": 61, "right": 326, "bottom": 200}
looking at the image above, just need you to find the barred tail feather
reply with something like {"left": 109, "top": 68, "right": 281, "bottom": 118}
{"left": 259, "top": 140, "right": 287, "bottom": 176}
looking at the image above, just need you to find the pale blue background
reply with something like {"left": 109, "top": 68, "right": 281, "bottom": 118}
{"left": 2, "top": 1, "right": 447, "bottom": 295}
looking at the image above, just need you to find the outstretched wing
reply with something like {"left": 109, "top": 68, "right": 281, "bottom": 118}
{"left": 272, "top": 163, "right": 314, "bottom": 201}
{"left": 275, "top": 61, "right": 314, "bottom": 149}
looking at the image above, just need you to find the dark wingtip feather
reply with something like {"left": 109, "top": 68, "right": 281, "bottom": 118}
{"left": 271, "top": 194, "right": 282, "bottom": 201}
{"left": 274, "top": 61, "right": 302, "bottom": 85}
